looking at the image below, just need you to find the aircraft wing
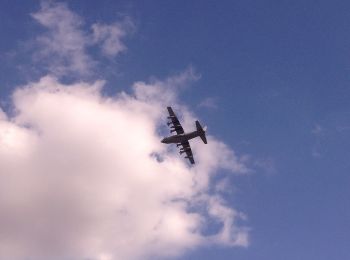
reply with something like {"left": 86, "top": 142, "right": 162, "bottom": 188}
{"left": 167, "top": 106, "right": 184, "bottom": 135}
{"left": 180, "top": 141, "right": 195, "bottom": 164}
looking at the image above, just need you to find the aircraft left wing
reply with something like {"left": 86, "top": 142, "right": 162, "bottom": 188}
{"left": 180, "top": 141, "right": 195, "bottom": 164}
{"left": 167, "top": 106, "right": 184, "bottom": 135}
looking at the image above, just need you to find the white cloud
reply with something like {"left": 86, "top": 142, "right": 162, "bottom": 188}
{"left": 31, "top": 1, "right": 93, "bottom": 76}
{"left": 132, "top": 66, "right": 199, "bottom": 106}
{"left": 31, "top": 2, "right": 133, "bottom": 77}
{"left": 3, "top": 2, "right": 249, "bottom": 259}
{"left": 207, "top": 196, "right": 249, "bottom": 246}
{"left": 0, "top": 107, "right": 6, "bottom": 120}
{"left": 0, "top": 74, "right": 249, "bottom": 259}
{"left": 92, "top": 18, "right": 134, "bottom": 57}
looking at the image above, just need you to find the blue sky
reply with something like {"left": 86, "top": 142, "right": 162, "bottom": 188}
{"left": 0, "top": 1, "right": 349, "bottom": 259}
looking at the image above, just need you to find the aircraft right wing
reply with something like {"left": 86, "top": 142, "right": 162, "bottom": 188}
{"left": 180, "top": 140, "right": 195, "bottom": 164}
{"left": 167, "top": 106, "right": 184, "bottom": 135}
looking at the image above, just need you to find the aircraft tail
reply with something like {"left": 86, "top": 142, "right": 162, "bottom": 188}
{"left": 195, "top": 120, "right": 207, "bottom": 144}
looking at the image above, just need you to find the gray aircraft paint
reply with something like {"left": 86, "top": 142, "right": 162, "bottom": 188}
{"left": 162, "top": 106, "right": 207, "bottom": 164}
{"left": 161, "top": 130, "right": 202, "bottom": 144}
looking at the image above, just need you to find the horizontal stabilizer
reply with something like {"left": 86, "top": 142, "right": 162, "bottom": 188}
{"left": 195, "top": 120, "right": 207, "bottom": 144}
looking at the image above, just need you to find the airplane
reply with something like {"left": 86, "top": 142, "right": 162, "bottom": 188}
{"left": 161, "top": 106, "right": 207, "bottom": 164}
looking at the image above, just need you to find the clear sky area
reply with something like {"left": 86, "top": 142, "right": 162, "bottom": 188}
{"left": 0, "top": 1, "right": 349, "bottom": 259}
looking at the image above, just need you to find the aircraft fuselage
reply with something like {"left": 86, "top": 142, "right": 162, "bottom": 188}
{"left": 161, "top": 130, "right": 200, "bottom": 144}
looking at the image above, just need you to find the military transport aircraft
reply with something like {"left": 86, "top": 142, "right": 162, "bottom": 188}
{"left": 161, "top": 106, "right": 207, "bottom": 164}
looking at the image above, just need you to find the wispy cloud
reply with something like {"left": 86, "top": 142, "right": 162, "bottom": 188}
{"left": 0, "top": 73, "right": 249, "bottom": 259}
{"left": 311, "top": 124, "right": 324, "bottom": 135}
{"left": 198, "top": 97, "right": 219, "bottom": 110}
{"left": 31, "top": 1, "right": 93, "bottom": 76}
{"left": 254, "top": 158, "right": 277, "bottom": 175}
{"left": 311, "top": 124, "right": 324, "bottom": 158}
{"left": 92, "top": 18, "right": 134, "bottom": 57}
{"left": 311, "top": 147, "right": 322, "bottom": 158}
{"left": 336, "top": 125, "right": 350, "bottom": 132}
{"left": 30, "top": 1, "right": 133, "bottom": 77}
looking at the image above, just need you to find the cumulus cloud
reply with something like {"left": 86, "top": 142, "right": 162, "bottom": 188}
{"left": 0, "top": 107, "right": 6, "bottom": 120}
{"left": 2, "top": 2, "right": 249, "bottom": 259}
{"left": 31, "top": 1, "right": 133, "bottom": 76}
{"left": 0, "top": 73, "right": 249, "bottom": 259}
